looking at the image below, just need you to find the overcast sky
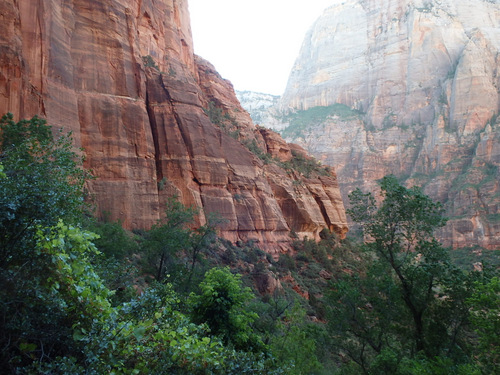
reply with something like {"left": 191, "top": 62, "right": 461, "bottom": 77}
{"left": 188, "top": 0, "right": 335, "bottom": 95}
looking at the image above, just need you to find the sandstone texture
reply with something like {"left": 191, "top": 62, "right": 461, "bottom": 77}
{"left": 0, "top": 0, "right": 347, "bottom": 253}
{"left": 255, "top": 0, "right": 500, "bottom": 249}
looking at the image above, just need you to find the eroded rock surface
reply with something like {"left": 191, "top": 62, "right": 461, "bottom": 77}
{"left": 0, "top": 0, "right": 347, "bottom": 252}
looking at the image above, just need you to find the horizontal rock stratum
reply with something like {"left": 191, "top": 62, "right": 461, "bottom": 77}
{"left": 0, "top": 0, "right": 348, "bottom": 253}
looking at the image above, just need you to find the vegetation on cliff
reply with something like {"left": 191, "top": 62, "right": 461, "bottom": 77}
{"left": 204, "top": 100, "right": 332, "bottom": 177}
{"left": 0, "top": 115, "right": 498, "bottom": 374}
{"left": 281, "top": 104, "right": 364, "bottom": 139}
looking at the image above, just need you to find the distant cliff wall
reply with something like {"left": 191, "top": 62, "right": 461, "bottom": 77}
{"left": 264, "top": 0, "right": 500, "bottom": 249}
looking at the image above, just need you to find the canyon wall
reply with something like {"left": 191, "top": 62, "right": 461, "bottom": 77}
{"left": 0, "top": 0, "right": 347, "bottom": 253}
{"left": 260, "top": 0, "right": 500, "bottom": 249}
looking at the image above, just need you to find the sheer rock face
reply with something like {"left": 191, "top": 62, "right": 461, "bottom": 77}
{"left": 274, "top": 0, "right": 500, "bottom": 249}
{"left": 282, "top": 0, "right": 500, "bottom": 131}
{"left": 0, "top": 0, "right": 347, "bottom": 252}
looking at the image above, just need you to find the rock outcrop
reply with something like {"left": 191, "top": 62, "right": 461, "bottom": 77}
{"left": 0, "top": 0, "right": 347, "bottom": 253}
{"left": 255, "top": 0, "right": 500, "bottom": 249}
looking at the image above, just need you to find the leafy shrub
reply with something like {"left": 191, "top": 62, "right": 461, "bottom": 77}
{"left": 242, "top": 138, "right": 272, "bottom": 163}
{"left": 296, "top": 253, "right": 311, "bottom": 263}
{"left": 204, "top": 101, "right": 224, "bottom": 126}
{"left": 280, "top": 150, "right": 330, "bottom": 178}
{"left": 277, "top": 253, "right": 297, "bottom": 271}
{"left": 142, "top": 55, "right": 159, "bottom": 70}
{"left": 189, "top": 267, "right": 262, "bottom": 351}
{"left": 0, "top": 113, "right": 88, "bottom": 254}
{"left": 0, "top": 221, "right": 112, "bottom": 371}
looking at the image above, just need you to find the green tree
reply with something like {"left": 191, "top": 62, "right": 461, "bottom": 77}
{"left": 74, "top": 281, "right": 285, "bottom": 375}
{"left": 0, "top": 221, "right": 112, "bottom": 372}
{"left": 86, "top": 216, "right": 138, "bottom": 260}
{"left": 182, "top": 213, "right": 219, "bottom": 291}
{"left": 467, "top": 276, "right": 500, "bottom": 373}
{"left": 0, "top": 114, "right": 91, "bottom": 371}
{"left": 142, "top": 197, "right": 196, "bottom": 281}
{"left": 328, "top": 176, "right": 482, "bottom": 373}
{"left": 6, "top": 227, "right": 284, "bottom": 375}
{"left": 84, "top": 217, "right": 140, "bottom": 304}
{"left": 189, "top": 267, "right": 262, "bottom": 350}
{"left": 141, "top": 198, "right": 219, "bottom": 291}
{"left": 270, "top": 304, "right": 324, "bottom": 375}
{"left": 0, "top": 113, "right": 88, "bottom": 258}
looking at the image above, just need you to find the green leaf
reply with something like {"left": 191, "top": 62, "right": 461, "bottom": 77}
{"left": 19, "top": 342, "right": 37, "bottom": 352}
{"left": 73, "top": 330, "right": 86, "bottom": 341}
{"left": 133, "top": 326, "right": 147, "bottom": 341}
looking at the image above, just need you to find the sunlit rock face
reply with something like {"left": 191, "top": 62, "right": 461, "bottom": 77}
{"left": 0, "top": 0, "right": 347, "bottom": 252}
{"left": 273, "top": 0, "right": 500, "bottom": 249}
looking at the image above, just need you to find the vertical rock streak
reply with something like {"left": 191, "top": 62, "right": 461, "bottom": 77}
{"left": 144, "top": 80, "right": 162, "bottom": 189}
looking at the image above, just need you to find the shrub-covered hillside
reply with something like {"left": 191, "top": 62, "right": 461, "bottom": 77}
{"left": 0, "top": 115, "right": 498, "bottom": 374}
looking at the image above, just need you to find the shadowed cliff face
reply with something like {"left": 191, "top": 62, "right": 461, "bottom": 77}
{"left": 270, "top": 0, "right": 500, "bottom": 249}
{"left": 0, "top": 0, "right": 347, "bottom": 252}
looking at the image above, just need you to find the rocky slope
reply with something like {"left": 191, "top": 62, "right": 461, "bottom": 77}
{"left": 255, "top": 0, "right": 500, "bottom": 249}
{"left": 0, "top": 0, "right": 347, "bottom": 253}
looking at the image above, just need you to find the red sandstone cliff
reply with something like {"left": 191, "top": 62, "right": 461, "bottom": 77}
{"left": 0, "top": 0, "right": 347, "bottom": 252}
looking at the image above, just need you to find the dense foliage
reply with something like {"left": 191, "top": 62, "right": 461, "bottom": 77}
{"left": 0, "top": 115, "right": 289, "bottom": 373}
{"left": 0, "top": 113, "right": 90, "bottom": 371}
{"left": 327, "top": 176, "right": 496, "bottom": 374}
{"left": 0, "top": 113, "right": 88, "bottom": 259}
{"left": 0, "top": 115, "right": 497, "bottom": 374}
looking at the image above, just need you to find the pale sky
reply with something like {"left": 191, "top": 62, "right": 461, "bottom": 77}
{"left": 188, "top": 0, "right": 335, "bottom": 95}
